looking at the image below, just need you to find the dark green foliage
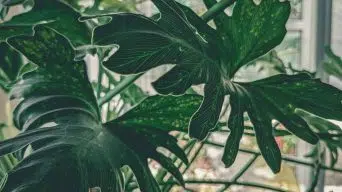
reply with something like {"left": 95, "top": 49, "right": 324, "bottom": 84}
{"left": 88, "top": 0, "right": 342, "bottom": 173}
{"left": 0, "top": 42, "right": 36, "bottom": 92}
{"left": 1, "top": 0, "right": 342, "bottom": 191}
{"left": 115, "top": 95, "right": 202, "bottom": 132}
{"left": 0, "top": 0, "right": 90, "bottom": 45}
{"left": 0, "top": 43, "right": 23, "bottom": 92}
{"left": 0, "top": 26, "right": 201, "bottom": 192}
{"left": 204, "top": 0, "right": 290, "bottom": 77}
{"left": 89, "top": 0, "right": 221, "bottom": 95}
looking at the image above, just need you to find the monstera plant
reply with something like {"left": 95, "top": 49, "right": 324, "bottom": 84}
{"left": 1, "top": 0, "right": 342, "bottom": 191}
{"left": 88, "top": 0, "right": 342, "bottom": 173}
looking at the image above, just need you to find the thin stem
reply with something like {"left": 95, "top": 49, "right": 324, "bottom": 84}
{"left": 160, "top": 179, "right": 289, "bottom": 192}
{"left": 98, "top": 74, "right": 142, "bottom": 106}
{"left": 162, "top": 142, "right": 204, "bottom": 191}
{"left": 96, "top": 63, "right": 104, "bottom": 99}
{"left": 182, "top": 143, "right": 205, "bottom": 175}
{"left": 201, "top": 0, "right": 236, "bottom": 22}
{"left": 105, "top": 85, "right": 112, "bottom": 121}
{"left": 160, "top": 139, "right": 197, "bottom": 191}
{"left": 218, "top": 154, "right": 259, "bottom": 192}
{"left": 103, "top": 68, "right": 118, "bottom": 85}
{"left": 204, "top": 140, "right": 342, "bottom": 173}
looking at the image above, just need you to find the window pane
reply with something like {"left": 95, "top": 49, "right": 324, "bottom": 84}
{"left": 332, "top": 0, "right": 342, "bottom": 55}
{"left": 290, "top": 0, "right": 303, "bottom": 19}
{"left": 276, "top": 31, "right": 301, "bottom": 69}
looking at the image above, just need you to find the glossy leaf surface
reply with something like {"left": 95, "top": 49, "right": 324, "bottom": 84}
{"left": 0, "top": 26, "right": 193, "bottom": 192}
{"left": 89, "top": 0, "right": 342, "bottom": 173}
{"left": 90, "top": 0, "right": 221, "bottom": 96}
{"left": 0, "top": 0, "right": 90, "bottom": 46}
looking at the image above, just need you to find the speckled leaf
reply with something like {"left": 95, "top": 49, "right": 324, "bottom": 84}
{"left": 325, "top": 47, "right": 342, "bottom": 77}
{"left": 204, "top": 0, "right": 290, "bottom": 77}
{"left": 114, "top": 94, "right": 203, "bottom": 132}
{"left": 243, "top": 73, "right": 342, "bottom": 121}
{"left": 90, "top": 0, "right": 220, "bottom": 95}
{"left": 7, "top": 26, "right": 76, "bottom": 68}
{"left": 0, "top": 26, "right": 187, "bottom": 192}
{"left": 0, "top": 0, "right": 90, "bottom": 46}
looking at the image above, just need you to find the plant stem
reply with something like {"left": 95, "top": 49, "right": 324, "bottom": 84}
{"left": 162, "top": 142, "right": 204, "bottom": 192}
{"left": 98, "top": 0, "right": 235, "bottom": 106}
{"left": 201, "top": 0, "right": 236, "bottom": 22}
{"left": 98, "top": 74, "right": 142, "bottom": 106}
{"left": 160, "top": 179, "right": 290, "bottom": 192}
{"left": 183, "top": 143, "right": 205, "bottom": 173}
{"left": 96, "top": 63, "right": 104, "bottom": 99}
{"left": 218, "top": 154, "right": 259, "bottom": 192}
{"left": 204, "top": 140, "right": 342, "bottom": 173}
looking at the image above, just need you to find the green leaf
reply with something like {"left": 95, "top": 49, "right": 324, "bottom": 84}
{"left": 219, "top": 73, "right": 342, "bottom": 172}
{"left": 92, "top": 0, "right": 291, "bottom": 143}
{"left": 189, "top": 83, "right": 225, "bottom": 140}
{"left": 296, "top": 109, "right": 342, "bottom": 168}
{"left": 0, "top": 0, "right": 90, "bottom": 46}
{"left": 325, "top": 46, "right": 342, "bottom": 77}
{"left": 204, "top": 0, "right": 290, "bottom": 77}
{"left": 247, "top": 94, "right": 282, "bottom": 173}
{"left": 89, "top": 0, "right": 229, "bottom": 143}
{"left": 114, "top": 94, "right": 202, "bottom": 132}
{"left": 0, "top": 173, "right": 7, "bottom": 191}
{"left": 7, "top": 26, "right": 76, "bottom": 67}
{"left": 90, "top": 0, "right": 221, "bottom": 95}
{"left": 84, "top": 0, "right": 341, "bottom": 175}
{"left": 0, "top": 26, "right": 188, "bottom": 192}
{"left": 0, "top": 42, "right": 24, "bottom": 92}
{"left": 105, "top": 70, "right": 147, "bottom": 105}
{"left": 222, "top": 96, "right": 244, "bottom": 167}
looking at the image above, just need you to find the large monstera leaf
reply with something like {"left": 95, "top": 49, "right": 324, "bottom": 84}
{"left": 0, "top": 0, "right": 90, "bottom": 46}
{"left": 88, "top": 0, "right": 222, "bottom": 95}
{"left": 0, "top": 26, "right": 201, "bottom": 192}
{"left": 91, "top": 0, "right": 342, "bottom": 173}
{"left": 89, "top": 0, "right": 225, "bottom": 138}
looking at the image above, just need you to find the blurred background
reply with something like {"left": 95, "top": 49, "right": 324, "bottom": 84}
{"left": 1, "top": 0, "right": 342, "bottom": 191}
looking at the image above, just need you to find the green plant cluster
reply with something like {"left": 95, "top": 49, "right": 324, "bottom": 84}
{"left": 0, "top": 0, "right": 342, "bottom": 191}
